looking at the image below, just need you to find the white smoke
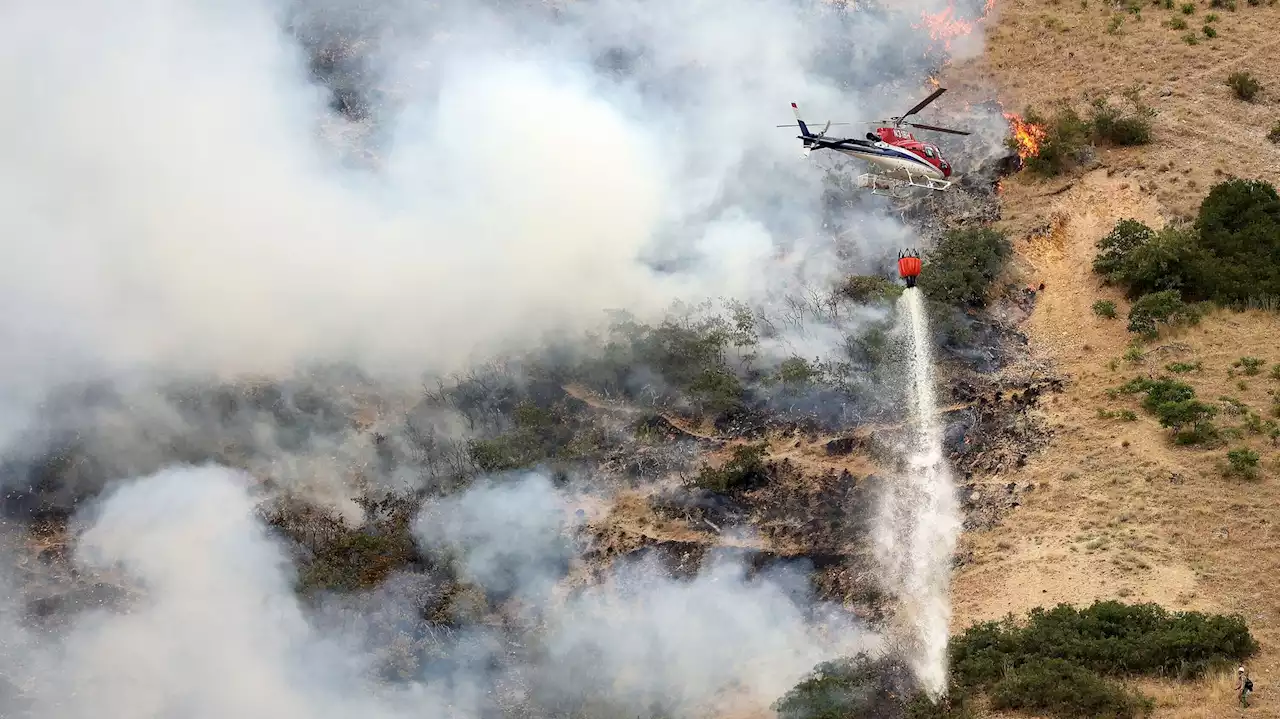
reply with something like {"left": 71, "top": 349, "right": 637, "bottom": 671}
{"left": 0, "top": 0, "right": 1000, "bottom": 422}
{"left": 0, "top": 466, "right": 878, "bottom": 717}
{"left": 872, "top": 289, "right": 962, "bottom": 698}
{"left": 0, "top": 0, "right": 1002, "bottom": 708}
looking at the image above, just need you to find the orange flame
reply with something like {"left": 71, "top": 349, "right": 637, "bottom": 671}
{"left": 983, "top": 0, "right": 996, "bottom": 18}
{"left": 1003, "top": 112, "right": 1047, "bottom": 161}
{"left": 916, "top": 5, "right": 975, "bottom": 51}
{"left": 926, "top": 75, "right": 941, "bottom": 89}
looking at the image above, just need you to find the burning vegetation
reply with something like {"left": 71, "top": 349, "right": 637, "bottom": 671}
{"left": 1004, "top": 111, "right": 1048, "bottom": 161}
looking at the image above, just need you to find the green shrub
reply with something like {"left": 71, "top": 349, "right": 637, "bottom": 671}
{"left": 1165, "top": 361, "right": 1202, "bottom": 373}
{"left": 988, "top": 658, "right": 1152, "bottom": 719}
{"left": 1021, "top": 104, "right": 1093, "bottom": 176}
{"left": 1269, "top": 121, "right": 1280, "bottom": 144}
{"left": 1180, "top": 1, "right": 1194, "bottom": 11}
{"left": 1089, "top": 98, "right": 1154, "bottom": 146}
{"left": 1226, "top": 447, "right": 1261, "bottom": 478}
{"left": 948, "top": 601, "right": 1257, "bottom": 718}
{"left": 1119, "top": 376, "right": 1220, "bottom": 441}
{"left": 916, "top": 227, "right": 1012, "bottom": 308}
{"left": 1227, "top": 71, "right": 1261, "bottom": 101}
{"left": 839, "top": 275, "right": 903, "bottom": 304}
{"left": 692, "top": 443, "right": 769, "bottom": 493}
{"left": 772, "top": 653, "right": 919, "bottom": 719}
{"left": 1127, "top": 290, "right": 1202, "bottom": 338}
{"left": 1094, "top": 222, "right": 1200, "bottom": 299}
{"left": 1164, "top": 16, "right": 1188, "bottom": 28}
{"left": 1233, "top": 357, "right": 1266, "bottom": 375}
{"left": 1093, "top": 299, "right": 1119, "bottom": 318}
{"left": 1192, "top": 179, "right": 1280, "bottom": 305}
{"left": 1094, "top": 180, "right": 1280, "bottom": 309}
{"left": 1094, "top": 219, "right": 1156, "bottom": 282}
{"left": 952, "top": 600, "right": 1258, "bottom": 682}
{"left": 1203, "top": 24, "right": 1218, "bottom": 37}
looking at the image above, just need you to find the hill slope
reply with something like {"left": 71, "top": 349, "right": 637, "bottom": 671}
{"left": 947, "top": 1, "right": 1280, "bottom": 715}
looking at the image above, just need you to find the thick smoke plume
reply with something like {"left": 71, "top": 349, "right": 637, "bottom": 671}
{"left": 0, "top": 0, "right": 1002, "bottom": 710}
{"left": 0, "top": 466, "right": 878, "bottom": 717}
{"left": 0, "top": 0, "right": 998, "bottom": 407}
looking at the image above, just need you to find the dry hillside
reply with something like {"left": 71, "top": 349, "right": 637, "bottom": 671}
{"left": 943, "top": 0, "right": 1280, "bottom": 716}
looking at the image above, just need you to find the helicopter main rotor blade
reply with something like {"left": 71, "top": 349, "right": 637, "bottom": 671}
{"left": 901, "top": 87, "right": 947, "bottom": 119}
{"left": 775, "top": 123, "right": 852, "bottom": 127}
{"left": 905, "top": 121, "right": 971, "bottom": 136}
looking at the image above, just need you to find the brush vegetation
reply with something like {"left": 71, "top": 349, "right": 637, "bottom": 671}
{"left": 1094, "top": 179, "right": 1280, "bottom": 325}
{"left": 780, "top": 601, "right": 1257, "bottom": 719}
{"left": 1018, "top": 92, "right": 1154, "bottom": 176}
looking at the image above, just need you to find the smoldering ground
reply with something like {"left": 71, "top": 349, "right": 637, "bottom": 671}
{"left": 0, "top": 466, "right": 880, "bottom": 718}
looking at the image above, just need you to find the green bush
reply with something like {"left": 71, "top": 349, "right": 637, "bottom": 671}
{"left": 1092, "top": 179, "right": 1280, "bottom": 309}
{"left": 1093, "top": 299, "right": 1119, "bottom": 318}
{"left": 989, "top": 658, "right": 1153, "bottom": 719}
{"left": 1089, "top": 98, "right": 1154, "bottom": 146}
{"left": 1094, "top": 219, "right": 1156, "bottom": 282}
{"left": 1269, "top": 121, "right": 1280, "bottom": 144}
{"left": 1118, "top": 376, "right": 1220, "bottom": 441}
{"left": 1094, "top": 221, "right": 1199, "bottom": 299}
{"left": 772, "top": 653, "right": 919, "bottom": 719}
{"left": 1192, "top": 179, "right": 1280, "bottom": 305}
{"left": 1165, "top": 361, "right": 1202, "bottom": 373}
{"left": 1233, "top": 357, "right": 1266, "bottom": 375}
{"left": 1227, "top": 71, "right": 1261, "bottom": 101}
{"left": 1127, "top": 290, "right": 1202, "bottom": 338}
{"left": 839, "top": 275, "right": 903, "bottom": 304}
{"left": 1020, "top": 104, "right": 1094, "bottom": 176}
{"left": 916, "top": 227, "right": 1012, "bottom": 308}
{"left": 1226, "top": 447, "right": 1261, "bottom": 478}
{"left": 466, "top": 399, "right": 589, "bottom": 471}
{"left": 949, "top": 601, "right": 1256, "bottom": 717}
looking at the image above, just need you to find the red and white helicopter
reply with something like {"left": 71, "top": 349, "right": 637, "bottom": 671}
{"left": 779, "top": 88, "right": 971, "bottom": 197}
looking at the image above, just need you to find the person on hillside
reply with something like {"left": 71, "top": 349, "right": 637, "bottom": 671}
{"left": 1236, "top": 666, "right": 1253, "bottom": 708}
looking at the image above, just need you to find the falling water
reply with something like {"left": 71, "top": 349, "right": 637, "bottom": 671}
{"left": 873, "top": 287, "right": 962, "bottom": 698}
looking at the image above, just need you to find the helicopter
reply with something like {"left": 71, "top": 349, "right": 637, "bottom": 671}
{"left": 778, "top": 88, "right": 971, "bottom": 197}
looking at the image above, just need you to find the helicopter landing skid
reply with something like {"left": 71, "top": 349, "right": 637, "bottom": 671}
{"left": 856, "top": 171, "right": 952, "bottom": 197}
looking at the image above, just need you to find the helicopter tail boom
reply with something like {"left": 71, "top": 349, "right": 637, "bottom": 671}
{"left": 790, "top": 102, "right": 812, "bottom": 137}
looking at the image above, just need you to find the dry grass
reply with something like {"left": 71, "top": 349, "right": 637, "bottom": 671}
{"left": 945, "top": 162, "right": 1280, "bottom": 716}
{"left": 949, "top": 0, "right": 1280, "bottom": 218}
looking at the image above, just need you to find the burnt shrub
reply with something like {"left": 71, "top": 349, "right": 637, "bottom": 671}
{"left": 691, "top": 443, "right": 769, "bottom": 493}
